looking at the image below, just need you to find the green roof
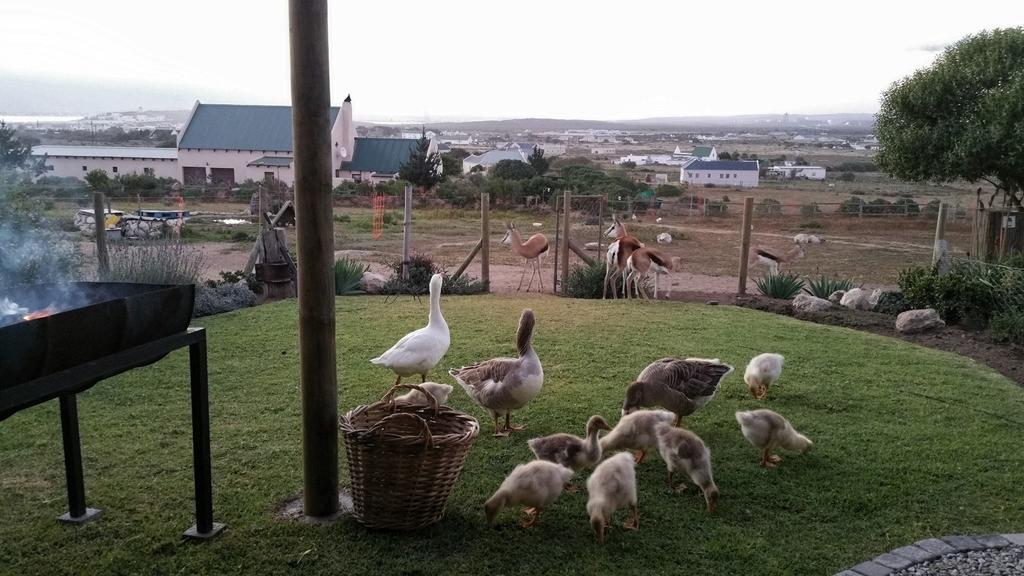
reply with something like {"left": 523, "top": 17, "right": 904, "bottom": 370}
{"left": 179, "top": 104, "right": 340, "bottom": 152}
{"left": 343, "top": 138, "right": 420, "bottom": 174}
{"left": 248, "top": 156, "right": 293, "bottom": 167}
{"left": 693, "top": 146, "right": 714, "bottom": 157}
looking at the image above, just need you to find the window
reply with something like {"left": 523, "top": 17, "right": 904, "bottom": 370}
{"left": 82, "top": 165, "right": 87, "bottom": 171}
{"left": 46, "top": 165, "right": 54, "bottom": 172}
{"left": 143, "top": 167, "right": 154, "bottom": 176}
{"left": 112, "top": 166, "right": 118, "bottom": 173}
{"left": 335, "top": 169, "right": 341, "bottom": 178}
{"left": 264, "top": 171, "right": 274, "bottom": 180}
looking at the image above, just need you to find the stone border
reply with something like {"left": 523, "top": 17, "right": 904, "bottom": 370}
{"left": 834, "top": 533, "right": 1024, "bottom": 575}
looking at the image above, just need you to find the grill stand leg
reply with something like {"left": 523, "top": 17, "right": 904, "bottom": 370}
{"left": 183, "top": 335, "right": 225, "bottom": 540}
{"left": 57, "top": 394, "right": 101, "bottom": 524}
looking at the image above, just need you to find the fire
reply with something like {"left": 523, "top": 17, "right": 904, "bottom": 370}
{"left": 22, "top": 306, "right": 57, "bottom": 321}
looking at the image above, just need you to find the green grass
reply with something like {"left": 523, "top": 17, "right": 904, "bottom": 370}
{"left": 2, "top": 296, "right": 1023, "bottom": 575}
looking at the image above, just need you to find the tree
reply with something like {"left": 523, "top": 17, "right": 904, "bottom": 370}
{"left": 441, "top": 154, "right": 462, "bottom": 180}
{"left": 527, "top": 146, "right": 549, "bottom": 175}
{"left": 491, "top": 159, "right": 536, "bottom": 181}
{"left": 84, "top": 169, "right": 111, "bottom": 192}
{"left": 876, "top": 28, "right": 1024, "bottom": 208}
{"left": 448, "top": 147, "right": 471, "bottom": 160}
{"left": 398, "top": 133, "right": 442, "bottom": 193}
{"left": 0, "top": 121, "right": 31, "bottom": 184}
{"left": 719, "top": 151, "right": 733, "bottom": 160}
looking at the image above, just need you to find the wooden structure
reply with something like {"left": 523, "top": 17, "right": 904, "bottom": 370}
{"left": 737, "top": 197, "right": 754, "bottom": 295}
{"left": 92, "top": 192, "right": 110, "bottom": 278}
{"left": 450, "top": 192, "right": 491, "bottom": 288}
{"left": 972, "top": 208, "right": 1023, "bottom": 262}
{"left": 289, "top": 0, "right": 339, "bottom": 519}
{"left": 551, "top": 191, "right": 599, "bottom": 295}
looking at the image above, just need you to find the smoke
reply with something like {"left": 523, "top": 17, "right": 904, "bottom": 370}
{"left": 0, "top": 184, "right": 82, "bottom": 292}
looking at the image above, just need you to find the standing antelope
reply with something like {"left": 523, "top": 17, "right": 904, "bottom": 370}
{"left": 749, "top": 244, "right": 805, "bottom": 276}
{"left": 625, "top": 246, "right": 679, "bottom": 301}
{"left": 602, "top": 216, "right": 644, "bottom": 299}
{"left": 502, "top": 222, "right": 549, "bottom": 292}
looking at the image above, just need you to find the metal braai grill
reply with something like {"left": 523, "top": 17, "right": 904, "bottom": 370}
{"left": 0, "top": 282, "right": 225, "bottom": 540}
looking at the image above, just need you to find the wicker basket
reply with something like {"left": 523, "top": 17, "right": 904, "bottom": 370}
{"left": 340, "top": 384, "right": 479, "bottom": 530}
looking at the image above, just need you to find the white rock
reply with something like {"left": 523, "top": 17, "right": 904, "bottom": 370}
{"left": 656, "top": 232, "right": 672, "bottom": 244}
{"left": 361, "top": 271, "right": 388, "bottom": 293}
{"left": 792, "top": 293, "right": 833, "bottom": 313}
{"left": 828, "top": 290, "right": 846, "bottom": 304}
{"left": 840, "top": 288, "right": 873, "bottom": 311}
{"left": 896, "top": 308, "right": 945, "bottom": 334}
{"left": 532, "top": 222, "right": 543, "bottom": 228}
{"left": 868, "top": 288, "right": 883, "bottom": 310}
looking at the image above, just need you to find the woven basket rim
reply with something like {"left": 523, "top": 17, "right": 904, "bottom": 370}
{"left": 340, "top": 402, "right": 479, "bottom": 446}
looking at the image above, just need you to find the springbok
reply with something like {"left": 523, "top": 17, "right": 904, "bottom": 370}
{"left": 502, "top": 222, "right": 549, "bottom": 292}
{"left": 749, "top": 244, "right": 805, "bottom": 277}
{"left": 625, "top": 246, "right": 680, "bottom": 301}
{"left": 602, "top": 216, "right": 644, "bottom": 299}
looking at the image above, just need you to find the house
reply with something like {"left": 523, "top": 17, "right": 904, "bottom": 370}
{"left": 537, "top": 143, "right": 566, "bottom": 156}
{"left": 616, "top": 154, "right": 648, "bottom": 166}
{"left": 591, "top": 146, "right": 617, "bottom": 155}
{"left": 766, "top": 165, "right": 826, "bottom": 180}
{"left": 30, "top": 145, "right": 178, "bottom": 180}
{"left": 462, "top": 149, "right": 529, "bottom": 173}
{"left": 681, "top": 160, "right": 759, "bottom": 187}
{"left": 691, "top": 145, "right": 718, "bottom": 160}
{"left": 177, "top": 95, "right": 430, "bottom": 186}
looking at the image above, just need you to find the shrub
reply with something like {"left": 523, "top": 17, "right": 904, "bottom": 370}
{"left": 564, "top": 261, "right": 608, "bottom": 299}
{"left": 334, "top": 213, "right": 352, "bottom": 223}
{"left": 105, "top": 239, "right": 206, "bottom": 285}
{"left": 991, "top": 308, "right": 1024, "bottom": 345}
{"left": 874, "top": 291, "right": 914, "bottom": 315}
{"left": 206, "top": 270, "right": 261, "bottom": 294}
{"left": 334, "top": 257, "right": 369, "bottom": 295}
{"left": 898, "top": 263, "right": 1003, "bottom": 327}
{"left": 703, "top": 183, "right": 717, "bottom": 188}
{"left": 864, "top": 198, "right": 892, "bottom": 215}
{"left": 193, "top": 283, "right": 256, "bottom": 317}
{"left": 755, "top": 273, "right": 805, "bottom": 300}
{"left": 655, "top": 184, "right": 682, "bottom": 198}
{"left": 804, "top": 276, "right": 856, "bottom": 299}
{"left": 491, "top": 159, "right": 536, "bottom": 181}
{"left": 800, "top": 202, "right": 821, "bottom": 217}
{"left": 378, "top": 253, "right": 487, "bottom": 295}
{"left": 924, "top": 199, "right": 942, "bottom": 216}
{"left": 382, "top": 212, "right": 399, "bottom": 226}
{"left": 704, "top": 199, "right": 728, "bottom": 215}
{"left": 721, "top": 194, "right": 730, "bottom": 203}
{"left": 800, "top": 221, "right": 823, "bottom": 229}
{"left": 0, "top": 187, "right": 81, "bottom": 288}
{"left": 893, "top": 196, "right": 920, "bottom": 216}
{"left": 838, "top": 172, "right": 856, "bottom": 182}
{"left": 755, "top": 198, "right": 783, "bottom": 216}
{"left": 840, "top": 196, "right": 865, "bottom": 215}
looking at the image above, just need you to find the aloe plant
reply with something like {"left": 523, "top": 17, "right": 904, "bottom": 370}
{"left": 804, "top": 275, "right": 856, "bottom": 299}
{"left": 755, "top": 272, "right": 805, "bottom": 300}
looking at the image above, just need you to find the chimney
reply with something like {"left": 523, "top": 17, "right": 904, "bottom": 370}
{"left": 340, "top": 94, "right": 355, "bottom": 161}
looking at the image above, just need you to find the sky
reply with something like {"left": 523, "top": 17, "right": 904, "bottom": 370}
{"left": 1, "top": 0, "right": 1022, "bottom": 121}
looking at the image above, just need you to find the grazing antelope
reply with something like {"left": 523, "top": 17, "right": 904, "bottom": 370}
{"left": 749, "top": 244, "right": 804, "bottom": 277}
{"left": 602, "top": 216, "right": 644, "bottom": 299}
{"left": 625, "top": 247, "right": 679, "bottom": 300}
{"left": 502, "top": 222, "right": 549, "bottom": 292}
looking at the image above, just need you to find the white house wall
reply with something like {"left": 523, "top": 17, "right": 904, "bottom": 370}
{"left": 177, "top": 149, "right": 294, "bottom": 185}
{"left": 681, "top": 169, "right": 759, "bottom": 187}
{"left": 37, "top": 155, "right": 178, "bottom": 180}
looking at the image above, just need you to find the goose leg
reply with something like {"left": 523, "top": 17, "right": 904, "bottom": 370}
{"left": 622, "top": 504, "right": 639, "bottom": 530}
{"left": 564, "top": 482, "right": 580, "bottom": 493}
{"left": 521, "top": 507, "right": 542, "bottom": 528}
{"left": 634, "top": 449, "right": 646, "bottom": 464}
{"left": 506, "top": 412, "right": 526, "bottom": 432}
{"left": 760, "top": 448, "right": 777, "bottom": 468}
{"left": 393, "top": 374, "right": 402, "bottom": 386}
{"left": 493, "top": 415, "right": 509, "bottom": 438}
{"left": 420, "top": 374, "right": 426, "bottom": 383}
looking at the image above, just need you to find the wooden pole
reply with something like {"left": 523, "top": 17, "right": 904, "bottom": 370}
{"left": 452, "top": 239, "right": 483, "bottom": 280}
{"left": 288, "top": 0, "right": 338, "bottom": 519}
{"left": 552, "top": 194, "right": 560, "bottom": 291}
{"left": 480, "top": 192, "right": 489, "bottom": 288}
{"left": 932, "top": 202, "right": 948, "bottom": 266}
{"left": 560, "top": 190, "right": 572, "bottom": 294}
{"left": 597, "top": 196, "right": 604, "bottom": 257}
{"left": 402, "top": 185, "right": 412, "bottom": 279}
{"left": 92, "top": 192, "right": 109, "bottom": 279}
{"left": 737, "top": 197, "right": 754, "bottom": 295}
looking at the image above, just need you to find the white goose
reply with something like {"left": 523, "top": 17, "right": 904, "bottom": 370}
{"left": 370, "top": 273, "right": 450, "bottom": 385}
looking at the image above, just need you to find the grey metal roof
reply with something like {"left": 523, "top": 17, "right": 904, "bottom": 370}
{"left": 247, "top": 156, "right": 293, "bottom": 167}
{"left": 685, "top": 160, "right": 759, "bottom": 171}
{"left": 31, "top": 145, "right": 177, "bottom": 160}
{"left": 465, "top": 149, "right": 526, "bottom": 166}
{"left": 342, "top": 138, "right": 420, "bottom": 174}
{"left": 178, "top": 103, "right": 340, "bottom": 152}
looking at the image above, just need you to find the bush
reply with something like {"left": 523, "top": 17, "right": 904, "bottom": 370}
{"left": 491, "top": 159, "right": 536, "bottom": 181}
{"left": 704, "top": 199, "right": 728, "bottom": 215}
{"left": 874, "top": 291, "right": 914, "bottom": 316}
{"left": 804, "top": 276, "right": 856, "bottom": 299}
{"left": 334, "top": 213, "right": 352, "bottom": 223}
{"left": 838, "top": 172, "right": 856, "bottom": 182}
{"left": 991, "top": 308, "right": 1024, "bottom": 344}
{"left": 755, "top": 272, "right": 805, "bottom": 300}
{"left": 0, "top": 187, "right": 81, "bottom": 288}
{"left": 800, "top": 221, "right": 824, "bottom": 229}
{"left": 193, "top": 283, "right": 256, "bottom": 317}
{"left": 800, "top": 202, "right": 821, "bottom": 217}
{"left": 703, "top": 183, "right": 717, "bottom": 188}
{"left": 924, "top": 199, "right": 942, "bottom": 216}
{"left": 378, "top": 253, "right": 487, "bottom": 295}
{"left": 898, "top": 263, "right": 1006, "bottom": 327}
{"left": 334, "top": 257, "right": 369, "bottom": 295}
{"left": 655, "top": 184, "right": 682, "bottom": 198}
{"left": 864, "top": 198, "right": 893, "bottom": 215}
{"left": 755, "top": 198, "right": 783, "bottom": 216}
{"left": 564, "top": 261, "right": 607, "bottom": 299}
{"left": 893, "top": 196, "right": 920, "bottom": 216}
{"left": 840, "top": 196, "right": 865, "bottom": 215}
{"left": 104, "top": 239, "right": 206, "bottom": 285}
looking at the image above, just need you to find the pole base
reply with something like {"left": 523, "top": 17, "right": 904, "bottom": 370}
{"left": 58, "top": 508, "right": 102, "bottom": 524}
{"left": 183, "top": 522, "right": 226, "bottom": 540}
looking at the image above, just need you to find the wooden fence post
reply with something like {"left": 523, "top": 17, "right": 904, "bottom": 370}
{"left": 480, "top": 192, "right": 489, "bottom": 288}
{"left": 932, "top": 202, "right": 948, "bottom": 266}
{"left": 402, "top": 185, "right": 412, "bottom": 279}
{"left": 560, "top": 190, "right": 572, "bottom": 294}
{"left": 93, "top": 192, "right": 110, "bottom": 279}
{"left": 288, "top": 0, "right": 338, "bottom": 519}
{"left": 737, "top": 197, "right": 754, "bottom": 295}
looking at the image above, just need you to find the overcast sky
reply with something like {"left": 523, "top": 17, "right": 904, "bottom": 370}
{"left": 2, "top": 0, "right": 1022, "bottom": 120}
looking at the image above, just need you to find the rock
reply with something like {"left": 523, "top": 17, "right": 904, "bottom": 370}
{"left": 896, "top": 308, "right": 945, "bottom": 334}
{"left": 828, "top": 290, "right": 846, "bottom": 304}
{"left": 656, "top": 232, "right": 672, "bottom": 244}
{"left": 705, "top": 300, "right": 719, "bottom": 306}
{"left": 793, "top": 293, "right": 833, "bottom": 313}
{"left": 361, "top": 271, "right": 388, "bottom": 293}
{"left": 840, "top": 288, "right": 874, "bottom": 310}
{"left": 868, "top": 288, "right": 884, "bottom": 310}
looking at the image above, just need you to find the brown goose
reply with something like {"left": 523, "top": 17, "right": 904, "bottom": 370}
{"left": 450, "top": 309, "right": 543, "bottom": 437}
{"left": 622, "top": 357, "right": 734, "bottom": 424}
{"left": 528, "top": 415, "right": 612, "bottom": 475}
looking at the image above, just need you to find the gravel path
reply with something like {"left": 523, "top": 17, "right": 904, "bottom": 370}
{"left": 892, "top": 546, "right": 1024, "bottom": 575}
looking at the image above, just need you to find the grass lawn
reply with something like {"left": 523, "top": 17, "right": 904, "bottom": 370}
{"left": 2, "top": 295, "right": 1023, "bottom": 575}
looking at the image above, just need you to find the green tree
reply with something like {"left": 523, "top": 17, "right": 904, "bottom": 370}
{"left": 718, "top": 151, "right": 732, "bottom": 160}
{"left": 85, "top": 169, "right": 111, "bottom": 192}
{"left": 527, "top": 147, "right": 549, "bottom": 175}
{"left": 398, "top": 133, "right": 442, "bottom": 193}
{"left": 447, "top": 147, "right": 471, "bottom": 160}
{"left": 0, "top": 121, "right": 31, "bottom": 184}
{"left": 491, "top": 159, "right": 536, "bottom": 180}
{"left": 441, "top": 154, "right": 462, "bottom": 179}
{"left": 876, "top": 28, "right": 1024, "bottom": 208}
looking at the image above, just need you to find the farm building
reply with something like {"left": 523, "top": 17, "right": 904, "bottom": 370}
{"left": 691, "top": 145, "right": 718, "bottom": 160}
{"left": 30, "top": 145, "right": 179, "bottom": 180}
{"left": 591, "top": 146, "right": 617, "bottom": 155}
{"left": 766, "top": 165, "right": 827, "bottom": 180}
{"left": 616, "top": 154, "right": 649, "bottom": 166}
{"left": 461, "top": 142, "right": 557, "bottom": 172}
{"left": 681, "top": 160, "right": 759, "bottom": 187}
{"left": 177, "top": 95, "right": 429, "bottom": 186}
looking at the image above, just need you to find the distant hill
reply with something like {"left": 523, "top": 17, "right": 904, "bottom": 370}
{"left": 417, "top": 113, "right": 876, "bottom": 133}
